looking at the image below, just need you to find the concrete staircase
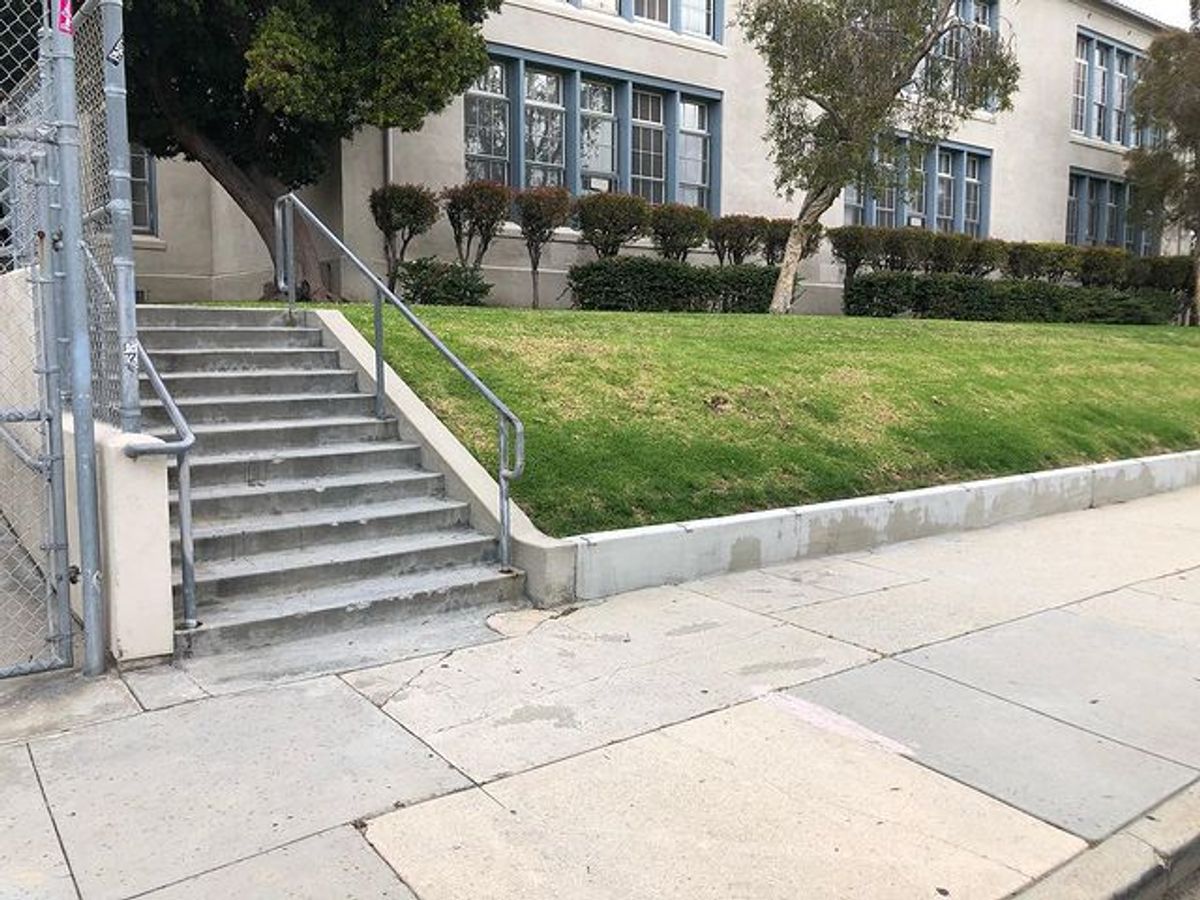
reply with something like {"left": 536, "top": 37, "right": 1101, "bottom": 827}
{"left": 136, "top": 305, "right": 524, "bottom": 656}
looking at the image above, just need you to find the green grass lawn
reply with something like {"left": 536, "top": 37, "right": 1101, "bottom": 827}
{"left": 335, "top": 305, "right": 1200, "bottom": 537}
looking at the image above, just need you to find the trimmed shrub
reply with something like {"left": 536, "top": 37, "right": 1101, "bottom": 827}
{"left": 878, "top": 227, "right": 932, "bottom": 271}
{"left": 845, "top": 272, "right": 1176, "bottom": 325}
{"left": 575, "top": 192, "right": 650, "bottom": 258}
{"left": 396, "top": 257, "right": 491, "bottom": 306}
{"left": 513, "top": 186, "right": 572, "bottom": 309}
{"left": 960, "top": 238, "right": 1008, "bottom": 277}
{"left": 759, "top": 218, "right": 793, "bottom": 266}
{"left": 650, "top": 203, "right": 712, "bottom": 261}
{"left": 827, "top": 226, "right": 883, "bottom": 284}
{"left": 1128, "top": 255, "right": 1194, "bottom": 295}
{"left": 567, "top": 257, "right": 777, "bottom": 313}
{"left": 709, "top": 215, "right": 763, "bottom": 265}
{"left": 716, "top": 264, "right": 780, "bottom": 313}
{"left": 441, "top": 181, "right": 511, "bottom": 268}
{"left": 924, "top": 233, "right": 976, "bottom": 274}
{"left": 369, "top": 183, "right": 439, "bottom": 291}
{"left": 1003, "top": 242, "right": 1082, "bottom": 282}
{"left": 1079, "top": 246, "right": 1131, "bottom": 287}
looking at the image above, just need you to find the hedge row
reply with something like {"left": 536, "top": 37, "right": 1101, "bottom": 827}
{"left": 828, "top": 226, "right": 1193, "bottom": 294}
{"left": 567, "top": 257, "right": 777, "bottom": 313}
{"left": 845, "top": 273, "right": 1179, "bottom": 325}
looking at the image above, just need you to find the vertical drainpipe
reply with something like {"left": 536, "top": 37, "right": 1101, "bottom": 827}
{"left": 51, "top": 1, "right": 107, "bottom": 677}
{"left": 98, "top": 0, "right": 140, "bottom": 434}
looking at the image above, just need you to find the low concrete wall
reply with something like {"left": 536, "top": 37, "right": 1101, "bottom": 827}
{"left": 573, "top": 451, "right": 1200, "bottom": 599}
{"left": 312, "top": 310, "right": 578, "bottom": 606}
{"left": 63, "top": 417, "right": 175, "bottom": 664}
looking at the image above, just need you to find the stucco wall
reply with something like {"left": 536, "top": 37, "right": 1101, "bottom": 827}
{"left": 133, "top": 0, "right": 1177, "bottom": 306}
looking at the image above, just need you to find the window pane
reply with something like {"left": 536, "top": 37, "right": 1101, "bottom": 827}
{"left": 680, "top": 0, "right": 712, "bottom": 35}
{"left": 473, "top": 63, "right": 507, "bottom": 96}
{"left": 581, "top": 81, "right": 614, "bottom": 114}
{"left": 465, "top": 60, "right": 510, "bottom": 184}
{"left": 129, "top": 145, "right": 155, "bottom": 233}
{"left": 525, "top": 70, "right": 561, "bottom": 105}
{"left": 634, "top": 0, "right": 669, "bottom": 22}
{"left": 581, "top": 116, "right": 616, "bottom": 174}
{"left": 633, "top": 90, "right": 663, "bottom": 124}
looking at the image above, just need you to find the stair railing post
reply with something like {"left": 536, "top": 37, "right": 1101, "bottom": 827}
{"left": 284, "top": 199, "right": 296, "bottom": 320}
{"left": 498, "top": 415, "right": 511, "bottom": 570}
{"left": 373, "top": 288, "right": 386, "bottom": 419}
{"left": 177, "top": 453, "right": 197, "bottom": 629}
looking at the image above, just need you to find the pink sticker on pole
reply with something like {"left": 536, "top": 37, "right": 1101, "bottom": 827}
{"left": 56, "top": 0, "right": 73, "bottom": 34}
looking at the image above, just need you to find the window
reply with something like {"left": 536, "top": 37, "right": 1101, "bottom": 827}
{"left": 843, "top": 184, "right": 865, "bottom": 226}
{"left": 971, "top": 0, "right": 993, "bottom": 28}
{"left": 580, "top": 0, "right": 619, "bottom": 13}
{"left": 129, "top": 145, "right": 156, "bottom": 235}
{"left": 524, "top": 69, "right": 566, "bottom": 187}
{"left": 936, "top": 150, "right": 955, "bottom": 233}
{"left": 680, "top": 0, "right": 713, "bottom": 36}
{"left": 1066, "top": 177, "right": 1080, "bottom": 244}
{"left": 1115, "top": 52, "right": 1131, "bottom": 145}
{"left": 964, "top": 155, "right": 982, "bottom": 238}
{"left": 1067, "top": 171, "right": 1159, "bottom": 255}
{"left": 635, "top": 0, "right": 669, "bottom": 23}
{"left": 462, "top": 55, "right": 721, "bottom": 211}
{"left": 1093, "top": 42, "right": 1109, "bottom": 141}
{"left": 1074, "top": 32, "right": 1145, "bottom": 147}
{"left": 678, "top": 100, "right": 710, "bottom": 208}
{"left": 1105, "top": 182, "right": 1122, "bottom": 246}
{"left": 580, "top": 80, "right": 618, "bottom": 194}
{"left": 631, "top": 90, "right": 665, "bottom": 204}
{"left": 843, "top": 139, "right": 988, "bottom": 235}
{"left": 1072, "top": 36, "right": 1089, "bottom": 133}
{"left": 464, "top": 62, "right": 510, "bottom": 183}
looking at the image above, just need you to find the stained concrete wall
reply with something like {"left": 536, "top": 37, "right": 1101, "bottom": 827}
{"left": 133, "top": 0, "right": 1176, "bottom": 306}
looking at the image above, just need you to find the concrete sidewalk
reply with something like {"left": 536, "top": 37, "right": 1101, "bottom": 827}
{"left": 5, "top": 488, "right": 1200, "bottom": 898}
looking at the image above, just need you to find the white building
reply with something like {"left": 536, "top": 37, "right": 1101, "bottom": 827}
{"left": 130, "top": 0, "right": 1184, "bottom": 308}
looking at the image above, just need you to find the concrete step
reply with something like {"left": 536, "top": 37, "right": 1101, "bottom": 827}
{"left": 141, "top": 393, "right": 377, "bottom": 428}
{"left": 178, "top": 528, "right": 499, "bottom": 606}
{"left": 140, "top": 369, "right": 360, "bottom": 399}
{"left": 139, "top": 326, "right": 324, "bottom": 351}
{"left": 178, "top": 496, "right": 472, "bottom": 560}
{"left": 175, "top": 565, "right": 524, "bottom": 657}
{"left": 171, "top": 442, "right": 423, "bottom": 489}
{"left": 146, "top": 348, "right": 342, "bottom": 374}
{"left": 137, "top": 304, "right": 297, "bottom": 328}
{"left": 175, "top": 469, "right": 444, "bottom": 521}
{"left": 151, "top": 415, "right": 399, "bottom": 454}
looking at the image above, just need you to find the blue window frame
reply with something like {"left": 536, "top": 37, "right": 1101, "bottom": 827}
{"left": 1072, "top": 29, "right": 1148, "bottom": 148}
{"left": 471, "top": 46, "right": 723, "bottom": 213}
{"left": 844, "top": 139, "right": 992, "bottom": 237}
{"left": 557, "top": 0, "right": 723, "bottom": 41}
{"left": 1065, "top": 169, "right": 1159, "bottom": 256}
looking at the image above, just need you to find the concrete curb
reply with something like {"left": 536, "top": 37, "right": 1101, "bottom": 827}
{"left": 1012, "top": 781, "right": 1200, "bottom": 899}
{"left": 573, "top": 450, "right": 1200, "bottom": 599}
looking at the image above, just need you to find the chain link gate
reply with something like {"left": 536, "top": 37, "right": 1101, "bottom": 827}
{"left": 0, "top": 0, "right": 73, "bottom": 676}
{"left": 1, "top": 0, "right": 140, "bottom": 678}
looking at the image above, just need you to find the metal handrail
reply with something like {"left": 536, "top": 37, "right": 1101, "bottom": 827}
{"left": 124, "top": 342, "right": 198, "bottom": 629}
{"left": 273, "top": 192, "right": 526, "bottom": 568}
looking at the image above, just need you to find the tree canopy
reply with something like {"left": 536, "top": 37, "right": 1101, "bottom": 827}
{"left": 736, "top": 0, "right": 1020, "bottom": 312}
{"left": 1125, "top": 9, "right": 1200, "bottom": 319}
{"left": 124, "top": 0, "right": 500, "bottom": 294}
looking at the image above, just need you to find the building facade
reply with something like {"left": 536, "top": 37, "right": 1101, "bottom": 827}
{"left": 130, "top": 0, "right": 1186, "bottom": 308}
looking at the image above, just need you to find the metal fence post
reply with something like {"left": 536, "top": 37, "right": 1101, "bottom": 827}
{"left": 97, "top": 0, "right": 139, "bottom": 434}
{"left": 51, "top": 1, "right": 107, "bottom": 676}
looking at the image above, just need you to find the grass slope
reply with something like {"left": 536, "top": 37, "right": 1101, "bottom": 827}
{"left": 338, "top": 306, "right": 1200, "bottom": 537}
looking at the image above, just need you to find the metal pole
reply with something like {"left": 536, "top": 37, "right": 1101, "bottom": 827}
{"left": 98, "top": 0, "right": 140, "bottom": 434}
{"left": 34, "top": 155, "right": 74, "bottom": 667}
{"left": 498, "top": 416, "right": 511, "bottom": 570}
{"left": 284, "top": 200, "right": 296, "bottom": 319}
{"left": 176, "top": 454, "right": 197, "bottom": 629}
{"left": 51, "top": 3, "right": 107, "bottom": 676}
{"left": 373, "top": 289, "right": 386, "bottom": 419}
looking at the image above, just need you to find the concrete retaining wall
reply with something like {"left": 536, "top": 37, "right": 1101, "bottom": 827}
{"left": 573, "top": 452, "right": 1200, "bottom": 600}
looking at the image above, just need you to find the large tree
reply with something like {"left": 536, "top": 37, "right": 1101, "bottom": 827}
{"left": 737, "top": 0, "right": 1020, "bottom": 313}
{"left": 123, "top": 0, "right": 499, "bottom": 297}
{"left": 1125, "top": 3, "right": 1200, "bottom": 323}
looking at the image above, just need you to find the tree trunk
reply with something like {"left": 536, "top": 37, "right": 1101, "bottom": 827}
{"left": 531, "top": 263, "right": 541, "bottom": 310}
{"left": 149, "top": 87, "right": 328, "bottom": 299}
{"left": 384, "top": 238, "right": 399, "bottom": 293}
{"left": 769, "top": 183, "right": 841, "bottom": 315}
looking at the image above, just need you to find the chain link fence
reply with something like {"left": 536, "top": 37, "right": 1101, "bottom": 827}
{"left": 0, "top": 0, "right": 72, "bottom": 676}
